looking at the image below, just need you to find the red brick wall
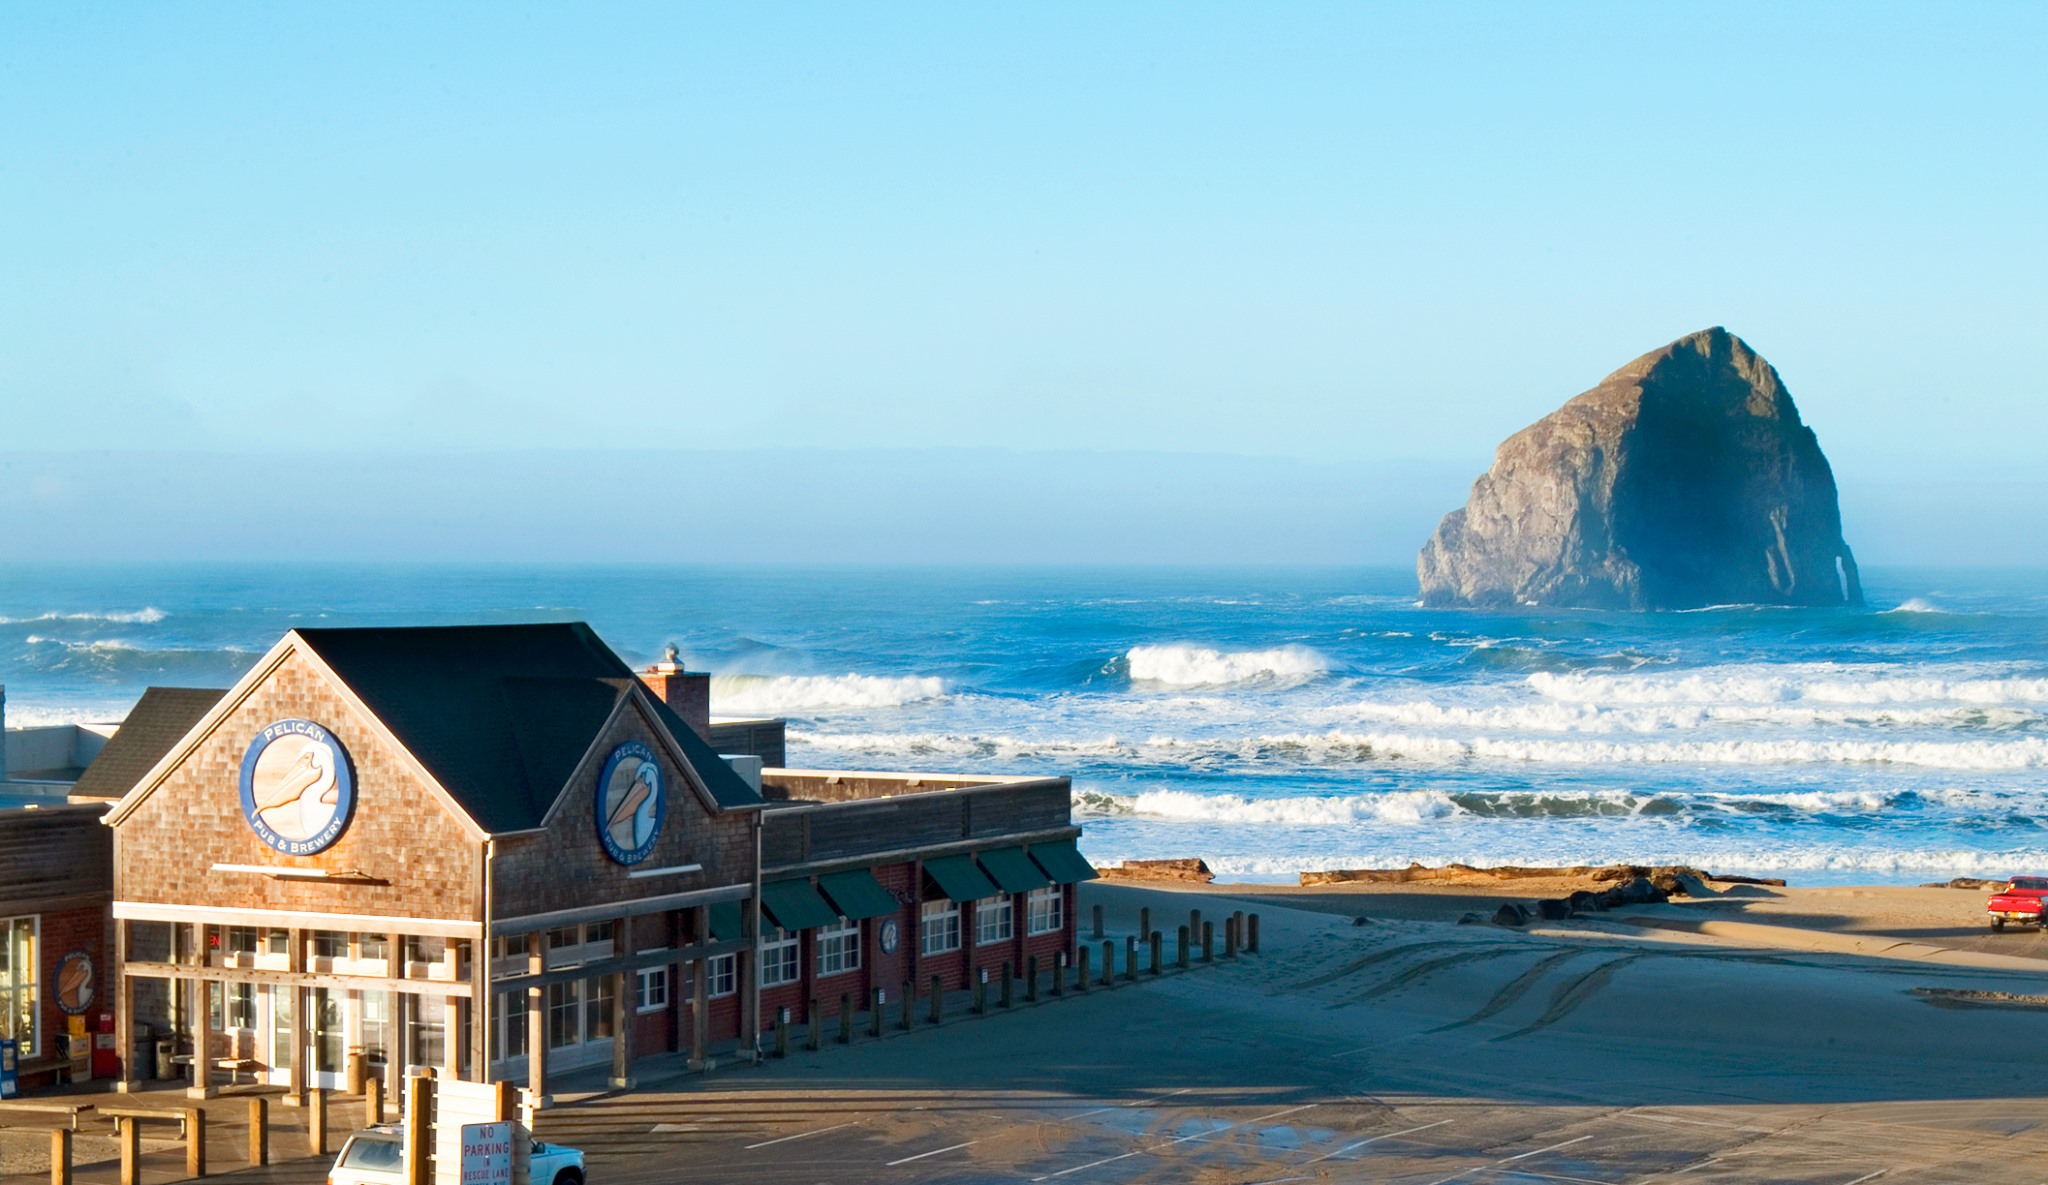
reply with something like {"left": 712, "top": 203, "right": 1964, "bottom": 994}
{"left": 12, "top": 904, "right": 110, "bottom": 1088}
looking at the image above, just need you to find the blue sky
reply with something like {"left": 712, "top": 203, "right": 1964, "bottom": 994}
{"left": 1, "top": 4, "right": 2043, "bottom": 559}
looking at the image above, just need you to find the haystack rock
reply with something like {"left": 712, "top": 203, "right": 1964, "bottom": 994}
{"left": 1418, "top": 328, "right": 1862, "bottom": 610}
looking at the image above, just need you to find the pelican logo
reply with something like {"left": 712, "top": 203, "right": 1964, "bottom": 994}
{"left": 55, "top": 951, "right": 95, "bottom": 1016}
{"left": 596, "top": 741, "right": 665, "bottom": 865}
{"left": 238, "top": 719, "right": 355, "bottom": 856}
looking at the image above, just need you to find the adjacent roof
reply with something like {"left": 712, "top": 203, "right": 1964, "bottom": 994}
{"left": 70, "top": 687, "right": 227, "bottom": 801}
{"left": 1029, "top": 839, "right": 1098, "bottom": 885}
{"left": 976, "top": 846, "right": 1051, "bottom": 894}
{"left": 760, "top": 879, "right": 839, "bottom": 932}
{"left": 292, "top": 623, "right": 763, "bottom": 834}
{"left": 923, "top": 854, "right": 999, "bottom": 902}
{"left": 817, "top": 869, "right": 900, "bottom": 921}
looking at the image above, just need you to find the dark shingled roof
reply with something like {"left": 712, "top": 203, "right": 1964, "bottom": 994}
{"left": 293, "top": 623, "right": 763, "bottom": 834}
{"left": 71, "top": 687, "right": 227, "bottom": 800}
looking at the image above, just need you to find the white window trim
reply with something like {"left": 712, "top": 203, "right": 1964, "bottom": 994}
{"left": 814, "top": 918, "right": 861, "bottom": 978}
{"left": 707, "top": 953, "right": 737, "bottom": 999}
{"left": 635, "top": 966, "right": 669, "bottom": 1014}
{"left": 0, "top": 914, "right": 41, "bottom": 1060}
{"left": 975, "top": 895, "right": 1014, "bottom": 946}
{"left": 921, "top": 899, "right": 961, "bottom": 956}
{"left": 759, "top": 929, "right": 800, "bottom": 988}
{"left": 1027, "top": 886, "right": 1063, "bottom": 936}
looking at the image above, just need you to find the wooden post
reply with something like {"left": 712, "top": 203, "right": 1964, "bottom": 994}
{"left": 248, "top": 1097, "right": 269, "bottom": 1166}
{"left": 185, "top": 1106, "right": 206, "bottom": 1178}
{"left": 1091, "top": 904, "right": 1104, "bottom": 940}
{"left": 839, "top": 993, "right": 853, "bottom": 1044}
{"left": 973, "top": 970, "right": 987, "bottom": 1015}
{"left": 773, "top": 1010, "right": 788, "bottom": 1059}
{"left": 118, "top": 1118, "right": 140, "bottom": 1185}
{"left": 1177, "top": 925, "right": 1189, "bottom": 969}
{"left": 404, "top": 1072, "right": 434, "bottom": 1185}
{"left": 365, "top": 1076, "right": 384, "bottom": 1125}
{"left": 928, "top": 975, "right": 942, "bottom": 1024}
{"left": 609, "top": 970, "right": 634, "bottom": 1089}
{"left": 868, "top": 988, "right": 884, "bottom": 1038}
{"left": 1026, "top": 955, "right": 1039, "bottom": 1002}
{"left": 1125, "top": 936, "right": 1138, "bottom": 982}
{"left": 1101, "top": 940, "right": 1115, "bottom": 987}
{"left": 526, "top": 932, "right": 548, "bottom": 1107}
{"left": 1247, "top": 914, "right": 1260, "bottom": 953}
{"left": 1075, "top": 946, "right": 1090, "bottom": 993}
{"left": 50, "top": 1128, "right": 72, "bottom": 1185}
{"left": 1138, "top": 908, "right": 1150, "bottom": 942}
{"left": 309, "top": 1088, "right": 327, "bottom": 1157}
{"left": 690, "top": 957, "right": 709, "bottom": 1067}
{"left": 1000, "top": 961, "right": 1014, "bottom": 1008}
{"left": 807, "top": 998, "right": 821, "bottom": 1052}
{"left": 116, "top": 921, "right": 138, "bottom": 1094}
{"left": 900, "top": 980, "right": 914, "bottom": 1031}
{"left": 1052, "top": 953, "right": 1065, "bottom": 997}
{"left": 1189, "top": 910, "right": 1201, "bottom": 951}
{"left": 1149, "top": 930, "right": 1163, "bottom": 975}
{"left": 1202, "top": 921, "right": 1215, "bottom": 963}
{"left": 346, "top": 1050, "right": 366, "bottom": 1096}
{"left": 1225, "top": 915, "right": 1238, "bottom": 959}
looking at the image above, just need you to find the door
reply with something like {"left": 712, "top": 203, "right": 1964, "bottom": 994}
{"left": 264, "top": 985, "right": 294, "bottom": 1087}
{"left": 306, "top": 988, "right": 347, "bottom": 1090}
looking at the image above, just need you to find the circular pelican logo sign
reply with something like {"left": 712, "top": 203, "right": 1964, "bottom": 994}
{"left": 55, "top": 951, "right": 95, "bottom": 1015}
{"left": 596, "top": 741, "right": 665, "bottom": 865}
{"left": 238, "top": 720, "right": 355, "bottom": 856}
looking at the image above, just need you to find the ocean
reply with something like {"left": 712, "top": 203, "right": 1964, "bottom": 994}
{"left": 4, "top": 563, "right": 2046, "bottom": 886}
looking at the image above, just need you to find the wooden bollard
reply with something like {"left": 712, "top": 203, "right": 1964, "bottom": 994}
{"left": 1202, "top": 921, "right": 1215, "bottom": 963}
{"left": 929, "top": 974, "right": 943, "bottom": 1023}
{"left": 249, "top": 1097, "right": 270, "bottom": 1166}
{"left": 840, "top": 993, "right": 853, "bottom": 1044}
{"left": 1149, "top": 930, "right": 1163, "bottom": 974}
{"left": 1001, "top": 961, "right": 1014, "bottom": 1008}
{"left": 1101, "top": 940, "right": 1115, "bottom": 987}
{"left": 1177, "top": 925, "right": 1190, "bottom": 969}
{"left": 405, "top": 1073, "right": 433, "bottom": 1185}
{"left": 1027, "top": 955, "right": 1040, "bottom": 1002}
{"left": 1225, "top": 915, "right": 1238, "bottom": 959}
{"left": 973, "top": 970, "right": 987, "bottom": 1014}
{"left": 808, "top": 998, "right": 822, "bottom": 1051}
{"left": 346, "top": 1050, "right": 366, "bottom": 1095}
{"left": 1248, "top": 913, "right": 1260, "bottom": 953}
{"left": 1052, "top": 954, "right": 1066, "bottom": 997}
{"left": 186, "top": 1106, "right": 207, "bottom": 1178}
{"left": 1189, "top": 909, "right": 1202, "bottom": 948}
{"left": 50, "top": 1128, "right": 72, "bottom": 1185}
{"left": 1076, "top": 945, "right": 1091, "bottom": 993}
{"left": 1092, "top": 904, "right": 1104, "bottom": 940}
{"left": 365, "top": 1076, "right": 384, "bottom": 1124}
{"left": 118, "top": 1118, "right": 140, "bottom": 1185}
{"left": 1125, "top": 935, "right": 1138, "bottom": 982}
{"left": 308, "top": 1087, "right": 327, "bottom": 1157}
{"left": 773, "top": 1010, "right": 789, "bottom": 1058}
{"left": 870, "top": 988, "right": 885, "bottom": 1038}
{"left": 901, "top": 980, "right": 915, "bottom": 1031}
{"left": 1139, "top": 907, "right": 1151, "bottom": 941}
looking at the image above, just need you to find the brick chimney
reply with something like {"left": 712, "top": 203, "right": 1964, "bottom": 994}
{"left": 640, "top": 646, "right": 712, "bottom": 742}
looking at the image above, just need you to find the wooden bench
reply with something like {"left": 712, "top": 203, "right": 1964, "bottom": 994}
{"left": 213, "top": 1057, "right": 263, "bottom": 1086}
{"left": 100, "top": 1106, "right": 193, "bottom": 1140}
{"left": 0, "top": 1100, "right": 96, "bottom": 1131}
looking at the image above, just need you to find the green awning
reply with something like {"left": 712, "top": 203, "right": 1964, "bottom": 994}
{"left": 1028, "top": 840, "right": 1099, "bottom": 885}
{"left": 976, "top": 846, "right": 1051, "bottom": 893}
{"left": 817, "top": 869, "right": 900, "bottom": 921}
{"left": 923, "top": 853, "right": 1000, "bottom": 902}
{"left": 759, "top": 879, "right": 839, "bottom": 932}
{"left": 709, "top": 900, "right": 743, "bottom": 942}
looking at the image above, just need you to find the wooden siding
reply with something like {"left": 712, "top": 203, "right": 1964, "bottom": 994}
{"left": 0, "top": 804, "right": 112, "bottom": 913}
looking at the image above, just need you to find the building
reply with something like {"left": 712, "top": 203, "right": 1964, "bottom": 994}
{"left": 91, "top": 623, "right": 1091, "bottom": 1103}
{"left": 0, "top": 802, "right": 114, "bottom": 1092}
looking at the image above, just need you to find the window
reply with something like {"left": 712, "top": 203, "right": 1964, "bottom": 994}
{"left": 976, "top": 895, "right": 1013, "bottom": 946}
{"left": 310, "top": 931, "right": 347, "bottom": 959}
{"left": 361, "top": 992, "right": 391, "bottom": 1066}
{"left": 707, "top": 954, "right": 737, "bottom": 999}
{"left": 547, "top": 981, "right": 581, "bottom": 1049}
{"left": 760, "top": 929, "right": 799, "bottom": 987}
{"left": 921, "top": 899, "right": 961, "bottom": 956}
{"left": 358, "top": 934, "right": 390, "bottom": 962}
{"left": 492, "top": 991, "right": 527, "bottom": 1061}
{"left": 225, "top": 983, "right": 257, "bottom": 1030}
{"left": 404, "top": 935, "right": 445, "bottom": 965}
{"left": 1, "top": 916, "right": 39, "bottom": 1057}
{"left": 1027, "top": 887, "right": 1063, "bottom": 936}
{"left": 585, "top": 921, "right": 614, "bottom": 946}
{"left": 266, "top": 929, "right": 290, "bottom": 955}
{"left": 494, "top": 935, "right": 528, "bottom": 961}
{"left": 546, "top": 927, "right": 579, "bottom": 950}
{"left": 585, "top": 975, "right": 615, "bottom": 1041}
{"left": 636, "top": 967, "right": 669, "bottom": 1013}
{"left": 815, "top": 918, "right": 860, "bottom": 977}
{"left": 225, "top": 927, "right": 259, "bottom": 956}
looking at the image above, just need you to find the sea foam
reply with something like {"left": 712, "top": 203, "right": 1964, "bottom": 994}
{"left": 1125, "top": 643, "right": 1328, "bottom": 686}
{"left": 710, "top": 673, "right": 946, "bottom": 713}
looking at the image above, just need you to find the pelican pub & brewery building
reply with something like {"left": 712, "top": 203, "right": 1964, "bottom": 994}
{"left": 81, "top": 623, "right": 1092, "bottom": 1103}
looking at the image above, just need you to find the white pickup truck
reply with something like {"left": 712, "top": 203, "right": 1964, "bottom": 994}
{"left": 329, "top": 1124, "right": 585, "bottom": 1185}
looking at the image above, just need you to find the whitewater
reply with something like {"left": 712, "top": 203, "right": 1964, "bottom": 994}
{"left": 3, "top": 563, "right": 2046, "bottom": 885}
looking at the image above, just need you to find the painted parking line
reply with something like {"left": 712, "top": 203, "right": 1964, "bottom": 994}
{"left": 1059, "top": 1087, "right": 1195, "bottom": 1122}
{"left": 744, "top": 1122, "right": 856, "bottom": 1149}
{"left": 886, "top": 1140, "right": 976, "bottom": 1167}
{"left": 1304, "top": 1118, "right": 1456, "bottom": 1164}
{"left": 1422, "top": 1134, "right": 1597, "bottom": 1185}
{"left": 1031, "top": 1104, "right": 1318, "bottom": 1178}
{"left": 1840, "top": 1172, "right": 1887, "bottom": 1185}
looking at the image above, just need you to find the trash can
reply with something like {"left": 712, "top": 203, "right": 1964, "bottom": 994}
{"left": 132, "top": 1028, "right": 155, "bottom": 1081}
{"left": 154, "top": 1039, "right": 177, "bottom": 1081}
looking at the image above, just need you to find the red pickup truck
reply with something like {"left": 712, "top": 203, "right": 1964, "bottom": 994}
{"left": 1987, "top": 877, "right": 2048, "bottom": 931}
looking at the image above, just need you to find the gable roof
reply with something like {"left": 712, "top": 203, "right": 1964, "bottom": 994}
{"left": 291, "top": 623, "right": 763, "bottom": 833}
{"left": 70, "top": 687, "right": 228, "bottom": 801}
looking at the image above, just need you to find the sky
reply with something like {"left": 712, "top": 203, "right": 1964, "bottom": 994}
{"left": 1, "top": 3, "right": 2043, "bottom": 561}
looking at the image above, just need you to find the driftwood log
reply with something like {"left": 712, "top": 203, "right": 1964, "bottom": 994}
{"left": 1102, "top": 858, "right": 1215, "bottom": 884}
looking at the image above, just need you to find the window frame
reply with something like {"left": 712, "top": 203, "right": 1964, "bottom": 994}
{"left": 759, "top": 928, "right": 800, "bottom": 988}
{"left": 920, "top": 899, "right": 961, "bottom": 956}
{"left": 0, "top": 915, "right": 40, "bottom": 1058}
{"left": 1026, "top": 886, "right": 1064, "bottom": 936}
{"left": 707, "top": 954, "right": 737, "bottom": 999}
{"left": 975, "top": 894, "right": 1014, "bottom": 946}
{"left": 814, "top": 918, "right": 861, "bottom": 978}
{"left": 635, "top": 966, "right": 670, "bottom": 1014}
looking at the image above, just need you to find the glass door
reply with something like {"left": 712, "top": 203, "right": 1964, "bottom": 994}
{"left": 306, "top": 988, "right": 347, "bottom": 1090}
{"left": 264, "top": 985, "right": 294, "bottom": 1087}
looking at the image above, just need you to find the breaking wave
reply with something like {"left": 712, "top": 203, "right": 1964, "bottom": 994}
{"left": 1124, "top": 644, "right": 1328, "bottom": 687}
{"left": 1529, "top": 668, "right": 2048, "bottom": 707}
{"left": 0, "top": 607, "right": 167, "bottom": 625}
{"left": 1073, "top": 785, "right": 1917, "bottom": 826}
{"left": 710, "top": 672, "right": 947, "bottom": 713}
{"left": 1326, "top": 698, "right": 2039, "bottom": 734}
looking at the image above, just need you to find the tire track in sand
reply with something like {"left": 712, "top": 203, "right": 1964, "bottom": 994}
{"left": 1332, "top": 946, "right": 1531, "bottom": 1007}
{"left": 1281, "top": 941, "right": 1476, "bottom": 993}
{"left": 1491, "top": 953, "right": 1645, "bottom": 1041}
{"left": 1429, "top": 947, "right": 1607, "bottom": 1032}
